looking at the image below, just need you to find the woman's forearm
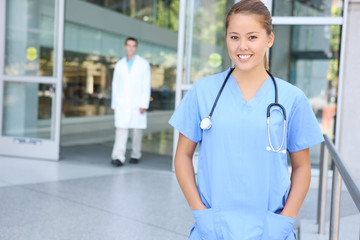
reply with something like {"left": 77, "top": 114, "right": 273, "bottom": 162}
{"left": 281, "top": 164, "right": 311, "bottom": 218}
{"left": 175, "top": 153, "right": 206, "bottom": 210}
{"left": 281, "top": 148, "right": 311, "bottom": 218}
{"left": 174, "top": 134, "right": 206, "bottom": 210}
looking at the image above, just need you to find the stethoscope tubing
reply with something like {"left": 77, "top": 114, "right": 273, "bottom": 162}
{"left": 265, "top": 70, "right": 286, "bottom": 120}
{"left": 208, "top": 68, "right": 235, "bottom": 118}
{"left": 200, "top": 67, "right": 287, "bottom": 154}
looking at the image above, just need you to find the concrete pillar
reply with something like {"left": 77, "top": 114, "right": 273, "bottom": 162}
{"left": 338, "top": 0, "right": 360, "bottom": 183}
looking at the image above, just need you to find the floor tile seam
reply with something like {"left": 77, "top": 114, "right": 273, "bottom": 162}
{"left": 297, "top": 212, "right": 360, "bottom": 222}
{"left": 59, "top": 166, "right": 175, "bottom": 177}
{"left": 0, "top": 178, "right": 16, "bottom": 187}
{"left": 60, "top": 160, "right": 174, "bottom": 174}
{"left": 13, "top": 184, "right": 188, "bottom": 237}
{"left": 126, "top": 167, "right": 175, "bottom": 175}
{"left": 340, "top": 213, "right": 360, "bottom": 218}
{"left": 0, "top": 168, "right": 172, "bottom": 188}
{"left": 0, "top": 173, "right": 127, "bottom": 188}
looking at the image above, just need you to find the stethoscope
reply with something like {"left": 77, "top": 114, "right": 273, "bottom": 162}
{"left": 200, "top": 68, "right": 287, "bottom": 154}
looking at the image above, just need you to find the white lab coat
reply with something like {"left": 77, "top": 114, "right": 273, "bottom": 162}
{"left": 111, "top": 55, "right": 151, "bottom": 129}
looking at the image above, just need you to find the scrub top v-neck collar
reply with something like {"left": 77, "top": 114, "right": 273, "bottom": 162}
{"left": 228, "top": 73, "right": 273, "bottom": 109}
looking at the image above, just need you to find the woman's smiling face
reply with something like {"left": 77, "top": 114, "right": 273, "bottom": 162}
{"left": 226, "top": 13, "right": 274, "bottom": 73}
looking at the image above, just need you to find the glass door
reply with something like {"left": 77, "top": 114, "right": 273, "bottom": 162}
{"left": 172, "top": 0, "right": 235, "bottom": 170}
{"left": 0, "top": 0, "right": 64, "bottom": 160}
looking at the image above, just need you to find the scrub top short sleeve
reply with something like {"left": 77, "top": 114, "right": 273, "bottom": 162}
{"left": 287, "top": 92, "right": 324, "bottom": 152}
{"left": 169, "top": 86, "right": 202, "bottom": 143}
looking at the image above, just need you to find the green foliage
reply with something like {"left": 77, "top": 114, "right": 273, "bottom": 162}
{"left": 328, "top": 25, "right": 340, "bottom": 85}
{"left": 193, "top": 0, "right": 227, "bottom": 46}
{"left": 331, "top": 5, "right": 342, "bottom": 17}
{"left": 330, "top": 25, "right": 340, "bottom": 53}
{"left": 155, "top": 0, "right": 179, "bottom": 31}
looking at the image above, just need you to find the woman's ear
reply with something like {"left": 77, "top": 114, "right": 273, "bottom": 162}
{"left": 267, "top": 32, "right": 275, "bottom": 48}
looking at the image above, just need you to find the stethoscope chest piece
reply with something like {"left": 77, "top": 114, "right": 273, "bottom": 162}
{"left": 200, "top": 117, "right": 212, "bottom": 130}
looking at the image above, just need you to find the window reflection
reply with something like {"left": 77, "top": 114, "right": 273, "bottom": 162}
{"left": 184, "top": 0, "right": 233, "bottom": 84}
{"left": 5, "top": 0, "right": 56, "bottom": 76}
{"left": 61, "top": 48, "right": 176, "bottom": 118}
{"left": 59, "top": 2, "right": 178, "bottom": 155}
{"left": 272, "top": 0, "right": 343, "bottom": 17}
{"left": 62, "top": 51, "right": 112, "bottom": 117}
{"left": 2, "top": 82, "right": 55, "bottom": 139}
{"left": 270, "top": 25, "right": 340, "bottom": 140}
{"left": 84, "top": 0, "right": 179, "bottom": 31}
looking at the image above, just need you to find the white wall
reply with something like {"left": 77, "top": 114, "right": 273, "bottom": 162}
{"left": 338, "top": 0, "right": 360, "bottom": 184}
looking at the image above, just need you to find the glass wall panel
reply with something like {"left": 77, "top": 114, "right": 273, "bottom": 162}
{"left": 272, "top": 0, "right": 343, "bottom": 17}
{"left": 270, "top": 24, "right": 340, "bottom": 165}
{"left": 63, "top": 51, "right": 111, "bottom": 117}
{"left": 4, "top": 0, "right": 56, "bottom": 76}
{"left": 141, "top": 128, "right": 174, "bottom": 156}
{"left": 62, "top": 22, "right": 177, "bottom": 118}
{"left": 59, "top": 0, "right": 179, "bottom": 158}
{"left": 83, "top": 0, "right": 179, "bottom": 31}
{"left": 184, "top": 0, "right": 233, "bottom": 84}
{"left": 2, "top": 82, "right": 55, "bottom": 140}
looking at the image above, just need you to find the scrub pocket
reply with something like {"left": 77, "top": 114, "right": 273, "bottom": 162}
{"left": 190, "top": 208, "right": 217, "bottom": 240}
{"left": 261, "top": 211, "right": 296, "bottom": 240}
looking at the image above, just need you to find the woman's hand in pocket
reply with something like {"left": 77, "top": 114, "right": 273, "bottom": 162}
{"left": 192, "top": 208, "right": 217, "bottom": 239}
{"left": 261, "top": 211, "right": 296, "bottom": 240}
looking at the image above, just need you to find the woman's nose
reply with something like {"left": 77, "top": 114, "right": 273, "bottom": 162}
{"left": 239, "top": 40, "right": 248, "bottom": 51}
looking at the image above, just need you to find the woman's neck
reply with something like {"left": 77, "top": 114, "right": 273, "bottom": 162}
{"left": 232, "top": 66, "right": 269, "bottom": 86}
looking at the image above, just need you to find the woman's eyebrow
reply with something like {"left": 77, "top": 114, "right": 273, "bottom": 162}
{"left": 247, "top": 31, "right": 260, "bottom": 35}
{"left": 228, "top": 31, "right": 260, "bottom": 35}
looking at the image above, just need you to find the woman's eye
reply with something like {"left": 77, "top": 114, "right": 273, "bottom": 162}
{"left": 230, "top": 36, "right": 238, "bottom": 40}
{"left": 249, "top": 36, "right": 257, "bottom": 40}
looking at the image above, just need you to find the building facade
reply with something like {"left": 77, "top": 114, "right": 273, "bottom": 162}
{"left": 0, "top": 0, "right": 357, "bottom": 175}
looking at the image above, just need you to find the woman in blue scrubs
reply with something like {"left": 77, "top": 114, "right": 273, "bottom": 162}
{"left": 169, "top": 0, "right": 324, "bottom": 239}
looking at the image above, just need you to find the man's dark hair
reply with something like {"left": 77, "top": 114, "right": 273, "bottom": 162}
{"left": 125, "top": 37, "right": 138, "bottom": 46}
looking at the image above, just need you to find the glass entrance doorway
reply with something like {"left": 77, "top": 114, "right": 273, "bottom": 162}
{"left": 60, "top": 0, "right": 179, "bottom": 157}
{"left": 0, "top": 0, "right": 64, "bottom": 160}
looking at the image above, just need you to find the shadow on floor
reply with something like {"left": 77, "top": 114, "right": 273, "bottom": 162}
{"left": 60, "top": 143, "right": 173, "bottom": 172}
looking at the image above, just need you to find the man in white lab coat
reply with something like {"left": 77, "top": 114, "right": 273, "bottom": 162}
{"left": 111, "top": 37, "right": 151, "bottom": 166}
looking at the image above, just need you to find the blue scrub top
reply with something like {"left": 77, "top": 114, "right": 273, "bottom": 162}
{"left": 169, "top": 68, "right": 324, "bottom": 240}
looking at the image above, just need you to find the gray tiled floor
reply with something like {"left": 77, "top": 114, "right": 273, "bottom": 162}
{"left": 0, "top": 143, "right": 358, "bottom": 240}
{"left": 0, "top": 144, "right": 192, "bottom": 240}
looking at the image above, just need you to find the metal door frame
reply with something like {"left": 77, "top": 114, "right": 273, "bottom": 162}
{"left": 0, "top": 0, "right": 65, "bottom": 160}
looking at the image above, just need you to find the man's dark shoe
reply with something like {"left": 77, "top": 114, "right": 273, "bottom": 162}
{"left": 111, "top": 159, "right": 123, "bottom": 167}
{"left": 129, "top": 158, "right": 139, "bottom": 164}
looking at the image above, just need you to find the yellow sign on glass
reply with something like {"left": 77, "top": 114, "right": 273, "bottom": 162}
{"left": 26, "top": 47, "right": 38, "bottom": 61}
{"left": 208, "top": 53, "right": 222, "bottom": 68}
